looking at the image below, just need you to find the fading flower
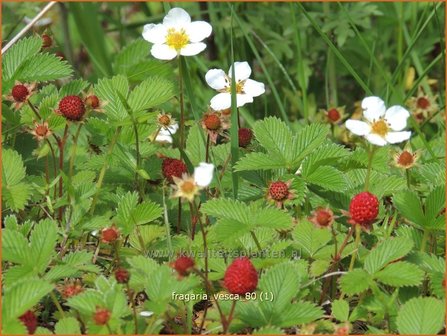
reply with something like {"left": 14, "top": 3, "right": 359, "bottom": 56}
{"left": 28, "top": 121, "right": 52, "bottom": 141}
{"left": 4, "top": 82, "right": 36, "bottom": 110}
{"left": 205, "top": 61, "right": 265, "bottom": 111}
{"left": 321, "top": 106, "right": 345, "bottom": 124}
{"left": 393, "top": 145, "right": 420, "bottom": 170}
{"left": 151, "top": 121, "right": 179, "bottom": 144}
{"left": 345, "top": 96, "right": 411, "bottom": 146}
{"left": 201, "top": 111, "right": 229, "bottom": 143}
{"left": 309, "top": 207, "right": 334, "bottom": 228}
{"left": 406, "top": 87, "right": 439, "bottom": 124}
{"left": 142, "top": 7, "right": 212, "bottom": 60}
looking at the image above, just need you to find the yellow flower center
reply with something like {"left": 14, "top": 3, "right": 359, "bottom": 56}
{"left": 371, "top": 119, "right": 389, "bottom": 137}
{"left": 166, "top": 28, "right": 189, "bottom": 51}
{"left": 180, "top": 180, "right": 196, "bottom": 194}
{"left": 225, "top": 81, "right": 245, "bottom": 94}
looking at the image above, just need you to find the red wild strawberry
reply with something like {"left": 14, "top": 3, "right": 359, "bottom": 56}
{"left": 349, "top": 192, "right": 379, "bottom": 226}
{"left": 238, "top": 128, "right": 253, "bottom": 147}
{"left": 42, "top": 34, "right": 52, "bottom": 48}
{"left": 172, "top": 255, "right": 195, "bottom": 276}
{"left": 162, "top": 158, "right": 187, "bottom": 183}
{"left": 61, "top": 282, "right": 84, "bottom": 298}
{"left": 19, "top": 310, "right": 38, "bottom": 334}
{"left": 58, "top": 95, "right": 86, "bottom": 121}
{"left": 101, "top": 225, "right": 119, "bottom": 243}
{"left": 203, "top": 113, "right": 221, "bottom": 130}
{"left": 12, "top": 84, "right": 29, "bottom": 102}
{"left": 85, "top": 95, "right": 100, "bottom": 109}
{"left": 310, "top": 207, "right": 334, "bottom": 228}
{"left": 93, "top": 307, "right": 111, "bottom": 325}
{"left": 268, "top": 181, "right": 289, "bottom": 201}
{"left": 224, "top": 257, "right": 258, "bottom": 295}
{"left": 115, "top": 268, "right": 130, "bottom": 284}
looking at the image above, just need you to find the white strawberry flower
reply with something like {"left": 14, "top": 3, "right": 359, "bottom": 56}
{"left": 172, "top": 163, "right": 214, "bottom": 202}
{"left": 142, "top": 7, "right": 212, "bottom": 60}
{"left": 193, "top": 162, "right": 214, "bottom": 187}
{"left": 205, "top": 61, "right": 265, "bottom": 111}
{"left": 345, "top": 96, "right": 411, "bottom": 146}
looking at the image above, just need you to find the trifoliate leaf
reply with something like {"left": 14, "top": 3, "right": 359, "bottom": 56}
{"left": 331, "top": 299, "right": 350, "bottom": 322}
{"left": 292, "top": 220, "right": 332, "bottom": 257}
{"left": 339, "top": 269, "right": 372, "bottom": 295}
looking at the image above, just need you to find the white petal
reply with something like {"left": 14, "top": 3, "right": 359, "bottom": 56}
{"left": 229, "top": 61, "right": 252, "bottom": 82}
{"left": 142, "top": 24, "right": 168, "bottom": 44}
{"left": 205, "top": 69, "right": 228, "bottom": 91}
{"left": 236, "top": 93, "right": 254, "bottom": 108}
{"left": 194, "top": 163, "right": 214, "bottom": 187}
{"left": 362, "top": 96, "right": 386, "bottom": 122}
{"left": 139, "top": 311, "right": 154, "bottom": 317}
{"left": 365, "top": 133, "right": 387, "bottom": 146}
{"left": 243, "top": 79, "right": 265, "bottom": 97}
{"left": 163, "top": 8, "right": 191, "bottom": 29}
{"left": 385, "top": 131, "right": 411, "bottom": 144}
{"left": 151, "top": 44, "right": 177, "bottom": 60}
{"left": 179, "top": 43, "right": 206, "bottom": 56}
{"left": 210, "top": 93, "right": 231, "bottom": 110}
{"left": 385, "top": 106, "right": 410, "bottom": 131}
{"left": 345, "top": 120, "right": 371, "bottom": 136}
{"left": 155, "top": 132, "right": 173, "bottom": 143}
{"left": 186, "top": 21, "right": 212, "bottom": 42}
{"left": 167, "top": 123, "right": 179, "bottom": 134}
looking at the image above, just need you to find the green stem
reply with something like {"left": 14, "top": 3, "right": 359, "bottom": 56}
{"left": 69, "top": 123, "right": 83, "bottom": 180}
{"left": 364, "top": 146, "right": 377, "bottom": 191}
{"left": 420, "top": 229, "right": 429, "bottom": 252}
{"left": 405, "top": 169, "right": 411, "bottom": 189}
{"left": 178, "top": 56, "right": 185, "bottom": 149}
{"left": 162, "top": 185, "right": 173, "bottom": 258}
{"left": 90, "top": 126, "right": 122, "bottom": 215}
{"left": 132, "top": 119, "right": 144, "bottom": 199}
{"left": 250, "top": 231, "right": 263, "bottom": 252}
{"left": 348, "top": 225, "right": 362, "bottom": 272}
{"left": 49, "top": 290, "right": 65, "bottom": 318}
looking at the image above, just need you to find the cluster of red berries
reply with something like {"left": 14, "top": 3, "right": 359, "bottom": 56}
{"left": 172, "top": 255, "right": 195, "bottom": 276}
{"left": 349, "top": 191, "right": 379, "bottom": 226}
{"left": 58, "top": 95, "right": 86, "bottom": 121}
{"left": 224, "top": 257, "right": 258, "bottom": 295}
{"left": 162, "top": 158, "right": 187, "bottom": 182}
{"left": 268, "top": 181, "right": 289, "bottom": 201}
{"left": 203, "top": 113, "right": 221, "bottom": 130}
{"left": 238, "top": 128, "right": 253, "bottom": 147}
{"left": 12, "top": 84, "right": 29, "bottom": 102}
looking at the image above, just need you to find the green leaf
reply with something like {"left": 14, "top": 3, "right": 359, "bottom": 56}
{"left": 396, "top": 297, "right": 445, "bottom": 334}
{"left": 3, "top": 279, "right": 53, "bottom": 323}
{"left": 66, "top": 290, "right": 105, "bottom": 315}
{"left": 59, "top": 79, "right": 89, "bottom": 97}
{"left": 254, "top": 116, "right": 293, "bottom": 161}
{"left": 292, "top": 220, "right": 332, "bottom": 257}
{"left": 54, "top": 317, "right": 81, "bottom": 335}
{"left": 374, "top": 261, "right": 424, "bottom": 287}
{"left": 234, "top": 152, "right": 287, "bottom": 171}
{"left": 339, "top": 269, "right": 372, "bottom": 295}
{"left": 393, "top": 191, "right": 425, "bottom": 227}
{"left": 425, "top": 185, "right": 445, "bottom": 224}
{"left": 291, "top": 123, "right": 330, "bottom": 165}
{"left": 303, "top": 165, "right": 347, "bottom": 191}
{"left": 128, "top": 77, "right": 175, "bottom": 116}
{"left": 258, "top": 262, "right": 302, "bottom": 314}
{"left": 30, "top": 219, "right": 58, "bottom": 273}
{"left": 2, "top": 149, "right": 31, "bottom": 211}
{"left": 2, "top": 229, "right": 30, "bottom": 265}
{"left": 115, "top": 192, "right": 162, "bottom": 235}
{"left": 253, "top": 327, "right": 284, "bottom": 335}
{"left": 95, "top": 75, "right": 129, "bottom": 121}
{"left": 276, "top": 301, "right": 323, "bottom": 327}
{"left": 3, "top": 36, "right": 42, "bottom": 82}
{"left": 332, "top": 299, "right": 350, "bottom": 322}
{"left": 364, "top": 237, "right": 413, "bottom": 274}
{"left": 14, "top": 53, "right": 72, "bottom": 82}
{"left": 185, "top": 124, "right": 206, "bottom": 166}
{"left": 300, "top": 142, "right": 350, "bottom": 173}
{"left": 2, "top": 319, "right": 28, "bottom": 335}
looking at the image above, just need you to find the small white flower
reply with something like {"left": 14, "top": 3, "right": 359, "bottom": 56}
{"left": 154, "top": 123, "right": 178, "bottom": 144}
{"left": 345, "top": 96, "right": 411, "bottom": 146}
{"left": 205, "top": 61, "right": 265, "bottom": 111}
{"left": 194, "top": 162, "right": 214, "bottom": 187}
{"left": 139, "top": 311, "right": 154, "bottom": 317}
{"left": 142, "top": 7, "right": 212, "bottom": 60}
